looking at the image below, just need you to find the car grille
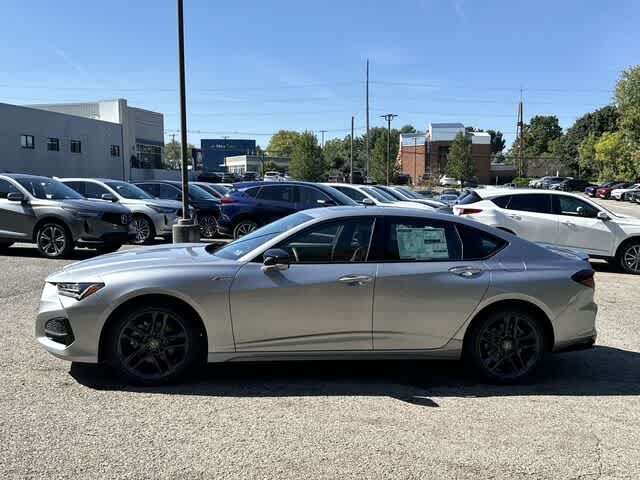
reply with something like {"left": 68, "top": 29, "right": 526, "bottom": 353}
{"left": 103, "top": 212, "right": 131, "bottom": 225}
{"left": 44, "top": 318, "right": 75, "bottom": 346}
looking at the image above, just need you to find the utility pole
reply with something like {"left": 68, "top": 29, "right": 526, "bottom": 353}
{"left": 365, "top": 59, "right": 370, "bottom": 176}
{"left": 413, "top": 135, "right": 417, "bottom": 186}
{"left": 350, "top": 116, "right": 354, "bottom": 184}
{"left": 172, "top": 0, "right": 200, "bottom": 243}
{"left": 516, "top": 89, "right": 525, "bottom": 177}
{"left": 319, "top": 130, "right": 327, "bottom": 148}
{"left": 169, "top": 133, "right": 177, "bottom": 143}
{"left": 381, "top": 113, "right": 397, "bottom": 185}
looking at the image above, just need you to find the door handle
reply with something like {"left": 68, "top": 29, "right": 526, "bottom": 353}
{"left": 507, "top": 214, "right": 522, "bottom": 220}
{"left": 561, "top": 221, "right": 575, "bottom": 227}
{"left": 449, "top": 266, "right": 483, "bottom": 277}
{"left": 337, "top": 274, "right": 373, "bottom": 286}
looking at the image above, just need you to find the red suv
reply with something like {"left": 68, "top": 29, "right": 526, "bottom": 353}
{"left": 596, "top": 182, "right": 630, "bottom": 199}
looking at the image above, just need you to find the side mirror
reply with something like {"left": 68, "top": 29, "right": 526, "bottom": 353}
{"left": 360, "top": 198, "right": 375, "bottom": 206}
{"left": 262, "top": 248, "right": 290, "bottom": 272}
{"left": 576, "top": 206, "right": 585, "bottom": 216}
{"left": 597, "top": 211, "right": 610, "bottom": 221}
{"left": 101, "top": 193, "right": 117, "bottom": 202}
{"left": 7, "top": 192, "right": 25, "bottom": 202}
{"left": 316, "top": 199, "right": 336, "bottom": 207}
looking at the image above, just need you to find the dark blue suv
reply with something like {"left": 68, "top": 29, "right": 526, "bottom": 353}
{"left": 218, "top": 181, "right": 357, "bottom": 238}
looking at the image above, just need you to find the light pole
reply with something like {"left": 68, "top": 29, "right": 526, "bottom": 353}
{"left": 172, "top": 0, "right": 200, "bottom": 243}
{"left": 381, "top": 113, "right": 397, "bottom": 185}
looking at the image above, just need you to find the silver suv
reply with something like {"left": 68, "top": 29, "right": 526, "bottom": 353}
{"left": 0, "top": 174, "right": 132, "bottom": 258}
{"left": 61, "top": 178, "right": 185, "bottom": 244}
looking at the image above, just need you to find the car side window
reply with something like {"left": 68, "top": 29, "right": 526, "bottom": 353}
{"left": 456, "top": 224, "right": 508, "bottom": 260}
{"left": 63, "top": 181, "right": 84, "bottom": 195}
{"left": 335, "top": 186, "right": 366, "bottom": 202}
{"left": 157, "top": 184, "right": 181, "bottom": 200}
{"left": 276, "top": 218, "right": 375, "bottom": 263}
{"left": 505, "top": 194, "right": 550, "bottom": 214}
{"left": 136, "top": 183, "right": 157, "bottom": 197}
{"left": 491, "top": 195, "right": 511, "bottom": 208}
{"left": 297, "top": 186, "right": 331, "bottom": 205}
{"left": 257, "top": 185, "right": 294, "bottom": 203}
{"left": 0, "top": 179, "right": 19, "bottom": 199}
{"left": 83, "top": 182, "right": 110, "bottom": 199}
{"left": 370, "top": 217, "right": 462, "bottom": 262}
{"left": 244, "top": 187, "right": 260, "bottom": 198}
{"left": 552, "top": 195, "right": 599, "bottom": 218}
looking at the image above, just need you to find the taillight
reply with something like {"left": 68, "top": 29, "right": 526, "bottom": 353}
{"left": 457, "top": 208, "right": 483, "bottom": 215}
{"left": 571, "top": 269, "right": 595, "bottom": 288}
{"left": 220, "top": 196, "right": 234, "bottom": 204}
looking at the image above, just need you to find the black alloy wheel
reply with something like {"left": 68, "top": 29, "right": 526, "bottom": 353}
{"left": 36, "top": 222, "right": 74, "bottom": 259}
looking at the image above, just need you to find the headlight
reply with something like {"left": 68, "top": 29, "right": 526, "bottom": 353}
{"left": 150, "top": 206, "right": 178, "bottom": 214}
{"left": 56, "top": 282, "right": 105, "bottom": 300}
{"left": 62, "top": 207, "right": 101, "bottom": 218}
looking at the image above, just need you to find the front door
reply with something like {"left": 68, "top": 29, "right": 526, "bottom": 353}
{"left": 254, "top": 185, "right": 297, "bottom": 224}
{"left": 552, "top": 194, "right": 615, "bottom": 256}
{"left": 229, "top": 217, "right": 376, "bottom": 351}
{"left": 370, "top": 217, "right": 492, "bottom": 350}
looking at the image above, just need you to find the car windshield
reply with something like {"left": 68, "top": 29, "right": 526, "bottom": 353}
{"left": 105, "top": 181, "right": 153, "bottom": 200}
{"left": 188, "top": 183, "right": 218, "bottom": 201}
{"left": 396, "top": 187, "right": 422, "bottom": 199}
{"left": 16, "top": 177, "right": 83, "bottom": 200}
{"left": 209, "top": 212, "right": 314, "bottom": 260}
{"left": 376, "top": 187, "right": 405, "bottom": 200}
{"left": 362, "top": 186, "right": 393, "bottom": 203}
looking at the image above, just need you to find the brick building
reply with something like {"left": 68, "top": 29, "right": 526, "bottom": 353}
{"left": 398, "top": 123, "right": 493, "bottom": 184}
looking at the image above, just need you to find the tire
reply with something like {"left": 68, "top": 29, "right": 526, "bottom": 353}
{"left": 617, "top": 239, "right": 640, "bottom": 275}
{"left": 104, "top": 303, "right": 203, "bottom": 385}
{"left": 463, "top": 307, "right": 547, "bottom": 384}
{"left": 131, "top": 215, "right": 156, "bottom": 245}
{"left": 36, "top": 222, "right": 74, "bottom": 259}
{"left": 0, "top": 241, "right": 14, "bottom": 251}
{"left": 233, "top": 219, "right": 258, "bottom": 239}
{"left": 97, "top": 243, "right": 122, "bottom": 255}
{"left": 199, "top": 214, "right": 218, "bottom": 239}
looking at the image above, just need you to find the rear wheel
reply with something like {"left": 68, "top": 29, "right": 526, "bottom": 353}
{"left": 199, "top": 214, "right": 218, "bottom": 239}
{"left": 233, "top": 219, "right": 258, "bottom": 239}
{"left": 104, "top": 303, "right": 202, "bottom": 385}
{"left": 464, "top": 307, "right": 546, "bottom": 383}
{"left": 36, "top": 222, "right": 74, "bottom": 259}
{"left": 618, "top": 239, "right": 640, "bottom": 275}
{"left": 131, "top": 215, "right": 155, "bottom": 245}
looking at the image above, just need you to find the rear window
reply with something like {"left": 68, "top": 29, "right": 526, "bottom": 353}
{"left": 457, "top": 191, "right": 482, "bottom": 205}
{"left": 456, "top": 224, "right": 507, "bottom": 260}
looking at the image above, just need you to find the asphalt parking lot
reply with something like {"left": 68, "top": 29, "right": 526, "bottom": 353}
{"left": 1, "top": 203, "right": 639, "bottom": 479}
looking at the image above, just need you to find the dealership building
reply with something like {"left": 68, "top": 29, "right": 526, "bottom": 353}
{"left": 0, "top": 99, "right": 165, "bottom": 180}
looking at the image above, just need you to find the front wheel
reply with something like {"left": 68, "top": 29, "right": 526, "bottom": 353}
{"left": 199, "top": 214, "right": 218, "bottom": 239}
{"left": 463, "top": 307, "right": 547, "bottom": 384}
{"left": 618, "top": 240, "right": 640, "bottom": 275}
{"left": 233, "top": 219, "right": 258, "bottom": 239}
{"left": 131, "top": 215, "right": 155, "bottom": 245}
{"left": 104, "top": 303, "right": 203, "bottom": 385}
{"left": 36, "top": 222, "right": 74, "bottom": 259}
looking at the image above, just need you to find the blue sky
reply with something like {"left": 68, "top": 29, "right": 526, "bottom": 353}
{"left": 1, "top": 0, "right": 638, "bottom": 149}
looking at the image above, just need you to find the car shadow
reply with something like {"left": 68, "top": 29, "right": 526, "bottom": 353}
{"left": 0, "top": 244, "right": 104, "bottom": 260}
{"left": 70, "top": 346, "right": 640, "bottom": 407}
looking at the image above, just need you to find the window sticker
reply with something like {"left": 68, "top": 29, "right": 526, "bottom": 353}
{"left": 396, "top": 226, "right": 449, "bottom": 260}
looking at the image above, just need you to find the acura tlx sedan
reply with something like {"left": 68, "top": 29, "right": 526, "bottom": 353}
{"left": 36, "top": 207, "right": 597, "bottom": 385}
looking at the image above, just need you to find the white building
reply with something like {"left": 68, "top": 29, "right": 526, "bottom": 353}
{"left": 223, "top": 154, "right": 290, "bottom": 174}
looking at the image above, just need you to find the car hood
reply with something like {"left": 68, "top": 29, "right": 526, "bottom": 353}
{"left": 46, "top": 243, "right": 239, "bottom": 282}
{"left": 31, "top": 198, "right": 130, "bottom": 213}
{"left": 121, "top": 198, "right": 182, "bottom": 209}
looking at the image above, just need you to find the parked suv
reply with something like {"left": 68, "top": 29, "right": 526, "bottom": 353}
{"left": 218, "top": 181, "right": 357, "bottom": 238}
{"left": 0, "top": 174, "right": 131, "bottom": 258}
{"left": 61, "top": 178, "right": 185, "bottom": 244}
{"left": 133, "top": 180, "right": 220, "bottom": 238}
{"left": 554, "top": 178, "right": 593, "bottom": 192}
{"left": 453, "top": 188, "right": 640, "bottom": 274}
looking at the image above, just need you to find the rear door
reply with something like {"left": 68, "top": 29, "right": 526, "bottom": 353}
{"left": 370, "top": 216, "right": 491, "bottom": 350}
{"left": 552, "top": 194, "right": 615, "bottom": 256}
{"left": 499, "top": 194, "right": 559, "bottom": 243}
{"left": 136, "top": 183, "right": 159, "bottom": 198}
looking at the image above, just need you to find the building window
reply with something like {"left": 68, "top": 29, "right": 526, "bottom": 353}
{"left": 110, "top": 145, "right": 120, "bottom": 157}
{"left": 47, "top": 138, "right": 60, "bottom": 151}
{"left": 70, "top": 140, "right": 82, "bottom": 153}
{"left": 20, "top": 135, "right": 35, "bottom": 149}
{"left": 134, "top": 143, "right": 163, "bottom": 169}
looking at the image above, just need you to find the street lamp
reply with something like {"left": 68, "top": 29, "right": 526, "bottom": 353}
{"left": 380, "top": 113, "right": 397, "bottom": 185}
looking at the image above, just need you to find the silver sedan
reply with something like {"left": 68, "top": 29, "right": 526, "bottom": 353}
{"left": 36, "top": 207, "right": 597, "bottom": 385}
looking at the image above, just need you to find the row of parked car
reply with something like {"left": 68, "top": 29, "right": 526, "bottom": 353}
{"left": 584, "top": 181, "right": 640, "bottom": 202}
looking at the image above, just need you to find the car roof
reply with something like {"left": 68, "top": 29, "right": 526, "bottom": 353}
{"left": 3, "top": 173, "right": 52, "bottom": 181}
{"left": 475, "top": 188, "right": 592, "bottom": 200}
{"left": 233, "top": 180, "right": 327, "bottom": 189}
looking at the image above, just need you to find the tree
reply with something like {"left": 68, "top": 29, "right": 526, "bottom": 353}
{"left": 486, "top": 129, "right": 505, "bottom": 154}
{"left": 369, "top": 128, "right": 399, "bottom": 184}
{"left": 400, "top": 124, "right": 417, "bottom": 133}
{"left": 445, "top": 132, "right": 474, "bottom": 182}
{"left": 266, "top": 130, "right": 301, "bottom": 157}
{"left": 523, "top": 115, "right": 563, "bottom": 157}
{"left": 615, "top": 65, "right": 640, "bottom": 145}
{"left": 289, "top": 131, "right": 325, "bottom": 181}
{"left": 164, "top": 139, "right": 196, "bottom": 168}
{"left": 322, "top": 138, "right": 348, "bottom": 171}
{"left": 594, "top": 131, "right": 634, "bottom": 181}
{"left": 577, "top": 133, "right": 599, "bottom": 178}
{"left": 260, "top": 160, "right": 284, "bottom": 176}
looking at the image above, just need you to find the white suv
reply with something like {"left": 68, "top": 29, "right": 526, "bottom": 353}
{"left": 611, "top": 183, "right": 640, "bottom": 201}
{"left": 453, "top": 188, "right": 640, "bottom": 274}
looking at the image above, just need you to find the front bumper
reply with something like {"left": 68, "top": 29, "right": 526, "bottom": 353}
{"left": 151, "top": 212, "right": 179, "bottom": 237}
{"left": 73, "top": 215, "right": 132, "bottom": 246}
